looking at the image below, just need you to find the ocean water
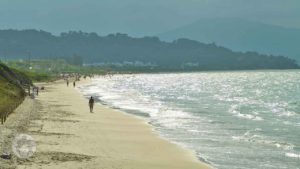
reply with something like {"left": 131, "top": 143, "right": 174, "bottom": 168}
{"left": 79, "top": 71, "right": 300, "bottom": 169}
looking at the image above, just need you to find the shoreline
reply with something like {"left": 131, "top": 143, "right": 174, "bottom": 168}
{"left": 80, "top": 90, "right": 211, "bottom": 165}
{"left": 1, "top": 79, "right": 212, "bottom": 169}
{"left": 76, "top": 79, "right": 213, "bottom": 168}
{"left": 103, "top": 68, "right": 300, "bottom": 76}
{"left": 81, "top": 93, "right": 212, "bottom": 165}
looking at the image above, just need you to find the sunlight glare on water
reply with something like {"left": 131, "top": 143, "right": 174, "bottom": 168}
{"left": 80, "top": 71, "right": 300, "bottom": 169}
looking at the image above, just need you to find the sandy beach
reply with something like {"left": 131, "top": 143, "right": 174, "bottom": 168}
{"left": 1, "top": 79, "right": 212, "bottom": 169}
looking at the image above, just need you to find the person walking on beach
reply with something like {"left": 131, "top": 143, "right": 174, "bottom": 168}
{"left": 32, "top": 87, "right": 35, "bottom": 99}
{"left": 89, "top": 96, "right": 95, "bottom": 113}
{"left": 73, "top": 81, "right": 76, "bottom": 87}
{"left": 67, "top": 79, "right": 69, "bottom": 87}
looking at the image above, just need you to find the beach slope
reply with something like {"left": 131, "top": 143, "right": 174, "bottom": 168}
{"left": 17, "top": 80, "right": 212, "bottom": 169}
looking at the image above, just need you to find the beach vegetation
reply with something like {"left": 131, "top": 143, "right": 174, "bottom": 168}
{"left": 0, "top": 62, "right": 30, "bottom": 124}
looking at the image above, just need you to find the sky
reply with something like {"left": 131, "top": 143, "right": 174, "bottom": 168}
{"left": 0, "top": 0, "right": 299, "bottom": 36}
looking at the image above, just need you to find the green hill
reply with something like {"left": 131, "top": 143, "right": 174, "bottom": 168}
{"left": 0, "top": 29, "right": 298, "bottom": 71}
{"left": 0, "top": 62, "right": 32, "bottom": 123}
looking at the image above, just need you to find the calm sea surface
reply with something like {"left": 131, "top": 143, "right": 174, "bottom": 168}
{"left": 79, "top": 71, "right": 300, "bottom": 169}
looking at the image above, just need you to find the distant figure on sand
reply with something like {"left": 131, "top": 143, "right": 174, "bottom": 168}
{"left": 89, "top": 96, "right": 95, "bottom": 113}
{"left": 73, "top": 81, "right": 76, "bottom": 87}
{"left": 67, "top": 79, "right": 69, "bottom": 86}
{"left": 32, "top": 87, "right": 35, "bottom": 98}
{"left": 36, "top": 87, "right": 39, "bottom": 96}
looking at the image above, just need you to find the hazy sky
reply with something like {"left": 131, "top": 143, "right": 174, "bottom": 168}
{"left": 0, "top": 0, "right": 299, "bottom": 36}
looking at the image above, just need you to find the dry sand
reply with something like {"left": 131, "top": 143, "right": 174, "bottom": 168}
{"left": 1, "top": 79, "right": 212, "bottom": 169}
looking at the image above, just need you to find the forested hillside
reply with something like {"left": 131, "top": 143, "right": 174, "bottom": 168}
{"left": 0, "top": 29, "right": 298, "bottom": 70}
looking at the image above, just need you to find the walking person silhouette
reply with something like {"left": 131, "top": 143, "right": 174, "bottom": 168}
{"left": 89, "top": 96, "right": 95, "bottom": 113}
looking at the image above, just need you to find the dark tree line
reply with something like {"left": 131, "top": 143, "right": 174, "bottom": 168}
{"left": 0, "top": 29, "right": 298, "bottom": 71}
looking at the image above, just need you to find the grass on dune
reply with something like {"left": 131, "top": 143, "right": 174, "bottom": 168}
{"left": 0, "top": 63, "right": 27, "bottom": 122}
{"left": 0, "top": 78, "right": 24, "bottom": 117}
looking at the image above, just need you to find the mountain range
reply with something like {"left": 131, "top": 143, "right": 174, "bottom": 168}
{"left": 0, "top": 29, "right": 298, "bottom": 71}
{"left": 158, "top": 18, "right": 300, "bottom": 62}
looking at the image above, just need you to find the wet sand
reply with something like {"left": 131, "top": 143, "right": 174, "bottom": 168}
{"left": 1, "top": 79, "right": 212, "bottom": 169}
